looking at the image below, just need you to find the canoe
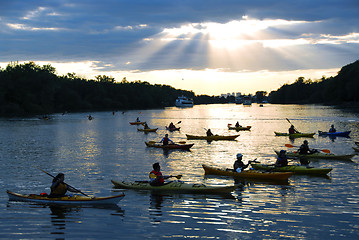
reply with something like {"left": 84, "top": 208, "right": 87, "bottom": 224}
{"left": 137, "top": 128, "right": 158, "bottom": 132}
{"left": 166, "top": 126, "right": 181, "bottom": 131}
{"left": 111, "top": 180, "right": 237, "bottom": 194}
{"left": 318, "top": 131, "right": 350, "bottom": 137}
{"left": 145, "top": 141, "right": 194, "bottom": 150}
{"left": 251, "top": 164, "right": 332, "bottom": 175}
{"left": 6, "top": 190, "right": 125, "bottom": 205}
{"left": 129, "top": 121, "right": 146, "bottom": 125}
{"left": 274, "top": 150, "right": 355, "bottom": 160}
{"left": 274, "top": 132, "right": 315, "bottom": 138}
{"left": 202, "top": 164, "right": 293, "bottom": 180}
{"left": 186, "top": 134, "right": 239, "bottom": 140}
{"left": 227, "top": 125, "right": 251, "bottom": 131}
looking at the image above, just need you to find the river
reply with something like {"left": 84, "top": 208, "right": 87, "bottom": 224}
{"left": 0, "top": 103, "right": 358, "bottom": 239}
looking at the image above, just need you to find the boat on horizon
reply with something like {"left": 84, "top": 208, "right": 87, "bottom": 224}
{"left": 175, "top": 96, "right": 194, "bottom": 107}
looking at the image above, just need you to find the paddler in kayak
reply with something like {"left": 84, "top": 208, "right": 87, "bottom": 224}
{"left": 235, "top": 121, "right": 242, "bottom": 128}
{"left": 143, "top": 122, "right": 150, "bottom": 129}
{"left": 168, "top": 122, "right": 176, "bottom": 130}
{"left": 206, "top": 129, "right": 214, "bottom": 136}
{"left": 233, "top": 153, "right": 250, "bottom": 173}
{"left": 298, "top": 140, "right": 318, "bottom": 154}
{"left": 149, "top": 163, "right": 173, "bottom": 186}
{"left": 275, "top": 150, "right": 288, "bottom": 167}
{"left": 329, "top": 124, "right": 336, "bottom": 133}
{"left": 289, "top": 125, "right": 299, "bottom": 134}
{"left": 160, "top": 134, "right": 174, "bottom": 145}
{"left": 49, "top": 173, "right": 81, "bottom": 197}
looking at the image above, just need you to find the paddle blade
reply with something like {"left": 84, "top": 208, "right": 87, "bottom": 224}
{"left": 178, "top": 141, "right": 186, "bottom": 144}
{"left": 285, "top": 144, "right": 295, "bottom": 148}
{"left": 149, "top": 141, "right": 156, "bottom": 144}
{"left": 176, "top": 175, "right": 182, "bottom": 179}
{"left": 321, "top": 149, "right": 331, "bottom": 153}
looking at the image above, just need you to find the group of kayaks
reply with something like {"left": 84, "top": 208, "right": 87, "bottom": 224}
{"left": 275, "top": 130, "right": 351, "bottom": 139}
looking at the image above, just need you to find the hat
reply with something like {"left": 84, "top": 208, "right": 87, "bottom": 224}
{"left": 236, "top": 153, "right": 243, "bottom": 158}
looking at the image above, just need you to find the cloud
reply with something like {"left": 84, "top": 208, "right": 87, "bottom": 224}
{"left": 0, "top": 0, "right": 358, "bottom": 94}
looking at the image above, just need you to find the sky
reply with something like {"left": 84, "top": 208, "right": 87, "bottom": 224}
{"left": 1, "top": 0, "right": 358, "bottom": 95}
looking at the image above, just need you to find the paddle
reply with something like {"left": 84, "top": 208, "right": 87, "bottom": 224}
{"left": 167, "top": 174, "right": 182, "bottom": 179}
{"left": 284, "top": 144, "right": 331, "bottom": 153}
{"left": 177, "top": 121, "right": 182, "bottom": 124}
{"left": 35, "top": 167, "right": 90, "bottom": 197}
{"left": 286, "top": 118, "right": 300, "bottom": 133}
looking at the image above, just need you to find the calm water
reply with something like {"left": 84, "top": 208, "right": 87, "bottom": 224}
{"left": 1, "top": 104, "right": 358, "bottom": 239}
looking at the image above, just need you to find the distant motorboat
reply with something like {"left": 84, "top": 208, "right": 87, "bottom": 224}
{"left": 175, "top": 96, "right": 193, "bottom": 107}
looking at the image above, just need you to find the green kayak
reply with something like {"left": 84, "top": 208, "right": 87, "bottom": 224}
{"left": 111, "top": 180, "right": 237, "bottom": 194}
{"left": 251, "top": 164, "right": 332, "bottom": 175}
{"left": 274, "top": 150, "right": 355, "bottom": 160}
{"left": 274, "top": 132, "right": 315, "bottom": 138}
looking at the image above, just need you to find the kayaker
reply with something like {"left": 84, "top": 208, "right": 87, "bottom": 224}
{"left": 136, "top": 117, "right": 140, "bottom": 122}
{"left": 160, "top": 134, "right": 174, "bottom": 145}
{"left": 235, "top": 122, "right": 242, "bottom": 128}
{"left": 298, "top": 140, "right": 318, "bottom": 154}
{"left": 206, "top": 129, "right": 214, "bottom": 136}
{"left": 49, "top": 173, "right": 80, "bottom": 197}
{"left": 149, "top": 163, "right": 172, "bottom": 186}
{"left": 143, "top": 123, "right": 150, "bottom": 129}
{"left": 233, "top": 153, "right": 249, "bottom": 173}
{"left": 169, "top": 122, "right": 175, "bottom": 129}
{"left": 289, "top": 125, "right": 299, "bottom": 134}
{"left": 275, "top": 150, "right": 288, "bottom": 167}
{"left": 329, "top": 124, "right": 336, "bottom": 133}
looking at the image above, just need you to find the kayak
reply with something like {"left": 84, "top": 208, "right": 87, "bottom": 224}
{"left": 318, "top": 131, "right": 350, "bottom": 137}
{"left": 274, "top": 150, "right": 355, "bottom": 160}
{"left": 202, "top": 164, "right": 293, "bottom": 180}
{"left": 166, "top": 126, "right": 181, "bottom": 131}
{"left": 186, "top": 134, "right": 239, "bottom": 140}
{"left": 251, "top": 164, "right": 332, "bottom": 175}
{"left": 137, "top": 128, "right": 158, "bottom": 132}
{"left": 274, "top": 132, "right": 315, "bottom": 138}
{"left": 145, "top": 141, "right": 194, "bottom": 150}
{"left": 129, "top": 121, "right": 146, "bottom": 125}
{"left": 6, "top": 190, "right": 125, "bottom": 205}
{"left": 227, "top": 125, "right": 251, "bottom": 131}
{"left": 111, "top": 180, "right": 237, "bottom": 194}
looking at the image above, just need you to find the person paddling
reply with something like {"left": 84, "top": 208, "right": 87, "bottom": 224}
{"left": 298, "top": 140, "right": 318, "bottom": 154}
{"left": 233, "top": 153, "right": 250, "bottom": 173}
{"left": 275, "top": 150, "right": 288, "bottom": 167}
{"left": 149, "top": 163, "right": 174, "bottom": 186}
{"left": 206, "top": 129, "right": 214, "bottom": 136}
{"left": 288, "top": 125, "right": 299, "bottom": 134}
{"left": 49, "top": 173, "right": 81, "bottom": 197}
{"left": 160, "top": 134, "right": 174, "bottom": 145}
{"left": 329, "top": 124, "right": 336, "bottom": 133}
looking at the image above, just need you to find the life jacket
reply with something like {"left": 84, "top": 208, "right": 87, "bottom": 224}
{"left": 162, "top": 137, "right": 169, "bottom": 145}
{"left": 149, "top": 170, "right": 164, "bottom": 185}
{"left": 50, "top": 182, "right": 68, "bottom": 196}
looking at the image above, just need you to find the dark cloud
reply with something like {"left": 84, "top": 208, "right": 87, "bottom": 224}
{"left": 0, "top": 0, "right": 358, "bottom": 72}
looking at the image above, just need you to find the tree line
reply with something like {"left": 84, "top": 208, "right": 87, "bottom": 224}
{"left": 268, "top": 60, "right": 359, "bottom": 104}
{"left": 0, "top": 62, "right": 227, "bottom": 117}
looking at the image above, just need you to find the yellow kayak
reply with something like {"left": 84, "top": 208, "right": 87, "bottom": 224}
{"left": 274, "top": 132, "right": 315, "bottom": 138}
{"left": 202, "top": 164, "right": 293, "bottom": 180}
